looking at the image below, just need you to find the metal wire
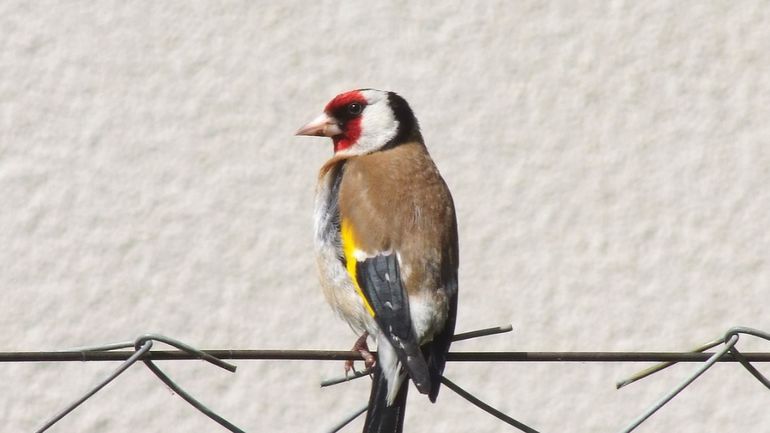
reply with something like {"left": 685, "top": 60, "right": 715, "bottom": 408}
{"left": 134, "top": 335, "right": 244, "bottom": 433}
{"left": 616, "top": 338, "right": 725, "bottom": 389}
{"left": 3, "top": 350, "right": 768, "bottom": 363}
{"left": 619, "top": 334, "right": 739, "bottom": 433}
{"left": 34, "top": 334, "right": 243, "bottom": 433}
{"left": 619, "top": 326, "right": 770, "bottom": 433}
{"left": 724, "top": 327, "right": 770, "bottom": 389}
{"left": 324, "top": 403, "right": 369, "bottom": 433}
{"left": 34, "top": 339, "right": 154, "bottom": 433}
{"left": 320, "top": 322, "right": 514, "bottom": 388}
{"left": 321, "top": 367, "right": 373, "bottom": 388}
{"left": 452, "top": 324, "right": 514, "bottom": 342}
{"left": 318, "top": 324, "right": 539, "bottom": 433}
{"left": 441, "top": 376, "right": 541, "bottom": 433}
{"left": 4, "top": 325, "right": 768, "bottom": 433}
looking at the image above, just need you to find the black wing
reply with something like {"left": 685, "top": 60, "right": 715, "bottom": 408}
{"left": 356, "top": 253, "right": 431, "bottom": 394}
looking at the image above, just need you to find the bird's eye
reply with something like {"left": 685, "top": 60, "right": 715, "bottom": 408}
{"left": 347, "top": 102, "right": 363, "bottom": 115}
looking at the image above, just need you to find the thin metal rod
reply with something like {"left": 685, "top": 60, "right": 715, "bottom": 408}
{"left": 320, "top": 324, "right": 514, "bottom": 388}
{"left": 3, "top": 350, "right": 769, "bottom": 363}
{"left": 136, "top": 334, "right": 237, "bottom": 373}
{"left": 321, "top": 367, "right": 373, "bottom": 388}
{"left": 34, "top": 340, "right": 154, "bottom": 433}
{"left": 724, "top": 326, "right": 770, "bottom": 390}
{"left": 441, "top": 376, "right": 540, "bottom": 433}
{"left": 617, "top": 326, "right": 770, "bottom": 391}
{"left": 729, "top": 345, "right": 770, "bottom": 389}
{"left": 60, "top": 341, "right": 136, "bottom": 352}
{"left": 619, "top": 334, "right": 739, "bottom": 433}
{"left": 444, "top": 352, "right": 770, "bottom": 362}
{"left": 142, "top": 359, "right": 244, "bottom": 433}
{"left": 452, "top": 324, "right": 513, "bottom": 342}
{"left": 616, "top": 338, "right": 724, "bottom": 389}
{"left": 619, "top": 327, "right": 770, "bottom": 433}
{"left": 133, "top": 335, "right": 244, "bottom": 433}
{"left": 324, "top": 403, "right": 369, "bottom": 433}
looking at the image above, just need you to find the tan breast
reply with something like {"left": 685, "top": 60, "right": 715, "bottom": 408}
{"left": 338, "top": 141, "right": 458, "bottom": 299}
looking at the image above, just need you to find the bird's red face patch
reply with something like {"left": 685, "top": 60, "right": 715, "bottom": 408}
{"left": 325, "top": 90, "right": 367, "bottom": 153}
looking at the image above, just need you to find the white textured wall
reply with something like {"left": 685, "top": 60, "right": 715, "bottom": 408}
{"left": 1, "top": 1, "right": 768, "bottom": 432}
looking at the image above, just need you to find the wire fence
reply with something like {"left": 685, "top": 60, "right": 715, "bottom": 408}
{"left": 1, "top": 325, "right": 768, "bottom": 433}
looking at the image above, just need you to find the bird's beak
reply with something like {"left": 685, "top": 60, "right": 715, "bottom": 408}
{"left": 295, "top": 113, "right": 343, "bottom": 137}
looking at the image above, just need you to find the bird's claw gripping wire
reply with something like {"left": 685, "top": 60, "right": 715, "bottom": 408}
{"left": 322, "top": 324, "right": 543, "bottom": 433}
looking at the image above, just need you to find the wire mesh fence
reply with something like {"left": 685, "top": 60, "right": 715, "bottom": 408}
{"left": 1, "top": 325, "right": 768, "bottom": 433}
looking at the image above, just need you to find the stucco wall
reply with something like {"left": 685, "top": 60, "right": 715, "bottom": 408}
{"left": 1, "top": 1, "right": 768, "bottom": 432}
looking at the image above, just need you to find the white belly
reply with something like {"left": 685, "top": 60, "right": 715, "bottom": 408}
{"left": 314, "top": 244, "right": 377, "bottom": 335}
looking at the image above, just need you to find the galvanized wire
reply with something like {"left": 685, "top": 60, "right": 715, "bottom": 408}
{"left": 34, "top": 334, "right": 243, "bottom": 433}
{"left": 133, "top": 334, "right": 243, "bottom": 433}
{"left": 619, "top": 333, "right": 740, "bottom": 433}
{"left": 3, "top": 350, "right": 769, "bottom": 363}
{"left": 324, "top": 403, "right": 369, "bottom": 433}
{"left": 2, "top": 325, "right": 767, "bottom": 433}
{"left": 34, "top": 339, "right": 154, "bottom": 433}
{"left": 441, "top": 376, "right": 541, "bottom": 433}
{"left": 619, "top": 326, "right": 770, "bottom": 433}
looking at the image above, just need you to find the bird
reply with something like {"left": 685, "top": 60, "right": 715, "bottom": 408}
{"left": 296, "top": 89, "right": 459, "bottom": 433}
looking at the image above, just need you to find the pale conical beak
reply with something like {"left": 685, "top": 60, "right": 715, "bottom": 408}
{"left": 295, "top": 113, "right": 343, "bottom": 137}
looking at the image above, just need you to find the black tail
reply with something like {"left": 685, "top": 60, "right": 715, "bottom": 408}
{"left": 363, "top": 365, "right": 409, "bottom": 433}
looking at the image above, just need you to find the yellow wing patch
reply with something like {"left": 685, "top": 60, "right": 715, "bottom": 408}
{"left": 340, "top": 218, "right": 376, "bottom": 317}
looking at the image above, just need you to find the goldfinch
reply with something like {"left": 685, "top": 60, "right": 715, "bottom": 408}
{"left": 297, "top": 89, "right": 458, "bottom": 433}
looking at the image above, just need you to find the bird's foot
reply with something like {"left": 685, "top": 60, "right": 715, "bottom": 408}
{"left": 345, "top": 332, "right": 376, "bottom": 376}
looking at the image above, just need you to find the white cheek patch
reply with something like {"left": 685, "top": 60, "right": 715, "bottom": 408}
{"left": 356, "top": 90, "right": 399, "bottom": 153}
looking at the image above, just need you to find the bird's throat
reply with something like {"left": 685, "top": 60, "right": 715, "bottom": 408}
{"left": 333, "top": 136, "right": 356, "bottom": 153}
